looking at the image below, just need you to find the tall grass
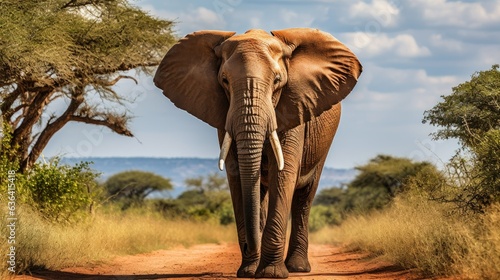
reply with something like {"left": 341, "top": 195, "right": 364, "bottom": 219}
{"left": 311, "top": 196, "right": 500, "bottom": 279}
{"left": 0, "top": 204, "right": 236, "bottom": 278}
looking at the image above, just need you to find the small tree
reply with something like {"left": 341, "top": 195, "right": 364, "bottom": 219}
{"left": 423, "top": 65, "right": 500, "bottom": 148}
{"left": 159, "top": 173, "right": 234, "bottom": 224}
{"left": 185, "top": 173, "right": 229, "bottom": 192}
{"left": 423, "top": 65, "right": 500, "bottom": 212}
{"left": 346, "top": 155, "right": 440, "bottom": 211}
{"left": 0, "top": 0, "right": 176, "bottom": 171}
{"left": 104, "top": 170, "right": 172, "bottom": 209}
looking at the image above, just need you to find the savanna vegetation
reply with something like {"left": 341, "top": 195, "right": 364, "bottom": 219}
{"left": 1, "top": 0, "right": 498, "bottom": 278}
{"left": 0, "top": 0, "right": 176, "bottom": 171}
{"left": 310, "top": 65, "right": 499, "bottom": 279}
{"left": 0, "top": 0, "right": 233, "bottom": 277}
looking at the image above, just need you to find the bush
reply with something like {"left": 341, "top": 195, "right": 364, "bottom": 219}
{"left": 327, "top": 194, "right": 500, "bottom": 278}
{"left": 25, "top": 160, "right": 102, "bottom": 223}
{"left": 309, "top": 205, "right": 342, "bottom": 232}
{"left": 157, "top": 189, "right": 235, "bottom": 225}
{"left": 0, "top": 203, "right": 236, "bottom": 275}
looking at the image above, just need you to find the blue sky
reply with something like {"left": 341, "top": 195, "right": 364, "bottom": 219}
{"left": 44, "top": 0, "right": 500, "bottom": 168}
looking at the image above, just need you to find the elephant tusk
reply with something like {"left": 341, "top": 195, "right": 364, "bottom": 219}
{"left": 219, "top": 132, "right": 232, "bottom": 171}
{"left": 270, "top": 131, "right": 285, "bottom": 171}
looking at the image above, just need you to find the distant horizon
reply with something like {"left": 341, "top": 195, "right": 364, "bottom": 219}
{"left": 59, "top": 156, "right": 356, "bottom": 170}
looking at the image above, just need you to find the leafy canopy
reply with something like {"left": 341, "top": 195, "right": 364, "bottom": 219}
{"left": 423, "top": 65, "right": 500, "bottom": 212}
{"left": 423, "top": 64, "right": 500, "bottom": 147}
{"left": 0, "top": 0, "right": 176, "bottom": 171}
{"left": 104, "top": 170, "right": 172, "bottom": 209}
{"left": 315, "top": 155, "right": 442, "bottom": 212}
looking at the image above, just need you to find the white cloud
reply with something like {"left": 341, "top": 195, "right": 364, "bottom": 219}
{"left": 352, "top": 63, "right": 458, "bottom": 112}
{"left": 137, "top": 4, "right": 226, "bottom": 35}
{"left": 249, "top": 17, "right": 261, "bottom": 29}
{"left": 429, "top": 34, "right": 463, "bottom": 53}
{"left": 349, "top": 0, "right": 400, "bottom": 27}
{"left": 410, "top": 0, "right": 500, "bottom": 28}
{"left": 279, "top": 9, "right": 315, "bottom": 27}
{"left": 343, "top": 33, "right": 431, "bottom": 58}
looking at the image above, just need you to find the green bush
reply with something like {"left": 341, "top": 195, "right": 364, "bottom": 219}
{"left": 157, "top": 189, "right": 235, "bottom": 225}
{"left": 309, "top": 205, "right": 342, "bottom": 232}
{"left": 26, "top": 160, "right": 102, "bottom": 223}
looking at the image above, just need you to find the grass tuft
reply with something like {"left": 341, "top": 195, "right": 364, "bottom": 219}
{"left": 310, "top": 196, "right": 500, "bottom": 278}
{"left": 0, "top": 204, "right": 236, "bottom": 278}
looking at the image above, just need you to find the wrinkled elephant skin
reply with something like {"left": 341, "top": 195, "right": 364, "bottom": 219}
{"left": 154, "top": 28, "right": 362, "bottom": 278}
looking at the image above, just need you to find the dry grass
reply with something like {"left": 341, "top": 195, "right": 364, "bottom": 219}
{"left": 0, "top": 205, "right": 236, "bottom": 278}
{"left": 311, "top": 196, "right": 500, "bottom": 279}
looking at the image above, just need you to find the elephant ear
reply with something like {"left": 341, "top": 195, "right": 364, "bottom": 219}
{"left": 271, "top": 28, "right": 362, "bottom": 131}
{"left": 154, "top": 30, "right": 236, "bottom": 129}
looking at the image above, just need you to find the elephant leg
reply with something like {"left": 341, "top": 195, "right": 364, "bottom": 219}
{"left": 256, "top": 127, "right": 304, "bottom": 279}
{"left": 285, "top": 104, "right": 340, "bottom": 273}
{"left": 285, "top": 172, "right": 321, "bottom": 273}
{"left": 219, "top": 131, "right": 259, "bottom": 278}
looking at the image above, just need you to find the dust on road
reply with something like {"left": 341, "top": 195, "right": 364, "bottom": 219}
{"left": 15, "top": 243, "right": 421, "bottom": 279}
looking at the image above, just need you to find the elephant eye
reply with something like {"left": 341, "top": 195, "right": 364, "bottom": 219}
{"left": 222, "top": 76, "right": 229, "bottom": 85}
{"left": 274, "top": 75, "right": 281, "bottom": 85}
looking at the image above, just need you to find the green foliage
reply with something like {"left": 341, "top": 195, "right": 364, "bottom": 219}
{"left": 104, "top": 170, "right": 172, "bottom": 210}
{"left": 0, "top": 0, "right": 176, "bottom": 83}
{"left": 185, "top": 172, "right": 229, "bottom": 192}
{"left": 314, "top": 187, "right": 345, "bottom": 206}
{"left": 423, "top": 64, "right": 500, "bottom": 147}
{"left": 0, "top": 0, "right": 177, "bottom": 171}
{"left": 0, "top": 122, "right": 20, "bottom": 191}
{"left": 157, "top": 173, "right": 234, "bottom": 225}
{"left": 309, "top": 205, "right": 342, "bottom": 232}
{"left": 311, "top": 155, "right": 443, "bottom": 231}
{"left": 423, "top": 64, "right": 500, "bottom": 212}
{"left": 25, "top": 160, "right": 102, "bottom": 223}
{"left": 345, "top": 155, "right": 440, "bottom": 212}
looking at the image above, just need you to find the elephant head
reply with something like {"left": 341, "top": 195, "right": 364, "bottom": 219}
{"left": 154, "top": 28, "right": 361, "bottom": 258}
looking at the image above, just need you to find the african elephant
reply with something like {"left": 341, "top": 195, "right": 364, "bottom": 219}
{"left": 154, "top": 28, "right": 362, "bottom": 278}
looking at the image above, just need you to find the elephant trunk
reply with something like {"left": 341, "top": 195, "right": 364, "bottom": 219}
{"left": 236, "top": 131, "right": 265, "bottom": 259}
{"left": 219, "top": 78, "right": 284, "bottom": 171}
{"left": 218, "top": 78, "right": 284, "bottom": 260}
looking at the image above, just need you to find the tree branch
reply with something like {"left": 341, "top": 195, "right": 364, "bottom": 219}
{"left": 70, "top": 115, "right": 134, "bottom": 137}
{"left": 91, "top": 62, "right": 160, "bottom": 75}
{"left": 22, "top": 88, "right": 85, "bottom": 171}
{"left": 95, "top": 75, "right": 138, "bottom": 87}
{"left": 12, "top": 88, "right": 56, "bottom": 163}
{"left": 1, "top": 83, "right": 25, "bottom": 120}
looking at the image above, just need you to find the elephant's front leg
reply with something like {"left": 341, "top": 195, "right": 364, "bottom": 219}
{"left": 256, "top": 126, "right": 304, "bottom": 279}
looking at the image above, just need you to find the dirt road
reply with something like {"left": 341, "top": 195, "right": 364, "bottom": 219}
{"left": 16, "top": 243, "right": 421, "bottom": 279}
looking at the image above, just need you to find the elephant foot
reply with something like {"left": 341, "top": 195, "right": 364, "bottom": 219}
{"left": 255, "top": 262, "right": 289, "bottom": 278}
{"left": 237, "top": 260, "right": 258, "bottom": 278}
{"left": 285, "top": 254, "right": 311, "bottom": 273}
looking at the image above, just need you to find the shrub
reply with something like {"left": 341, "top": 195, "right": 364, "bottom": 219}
{"left": 0, "top": 203, "right": 236, "bottom": 275}
{"left": 25, "top": 160, "right": 102, "bottom": 223}
{"left": 308, "top": 205, "right": 342, "bottom": 232}
{"left": 157, "top": 189, "right": 234, "bottom": 225}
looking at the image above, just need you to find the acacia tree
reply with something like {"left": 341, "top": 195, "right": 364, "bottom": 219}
{"left": 104, "top": 170, "right": 172, "bottom": 209}
{"left": 423, "top": 64, "right": 500, "bottom": 212}
{"left": 0, "top": 0, "right": 176, "bottom": 171}
{"left": 423, "top": 64, "right": 500, "bottom": 147}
